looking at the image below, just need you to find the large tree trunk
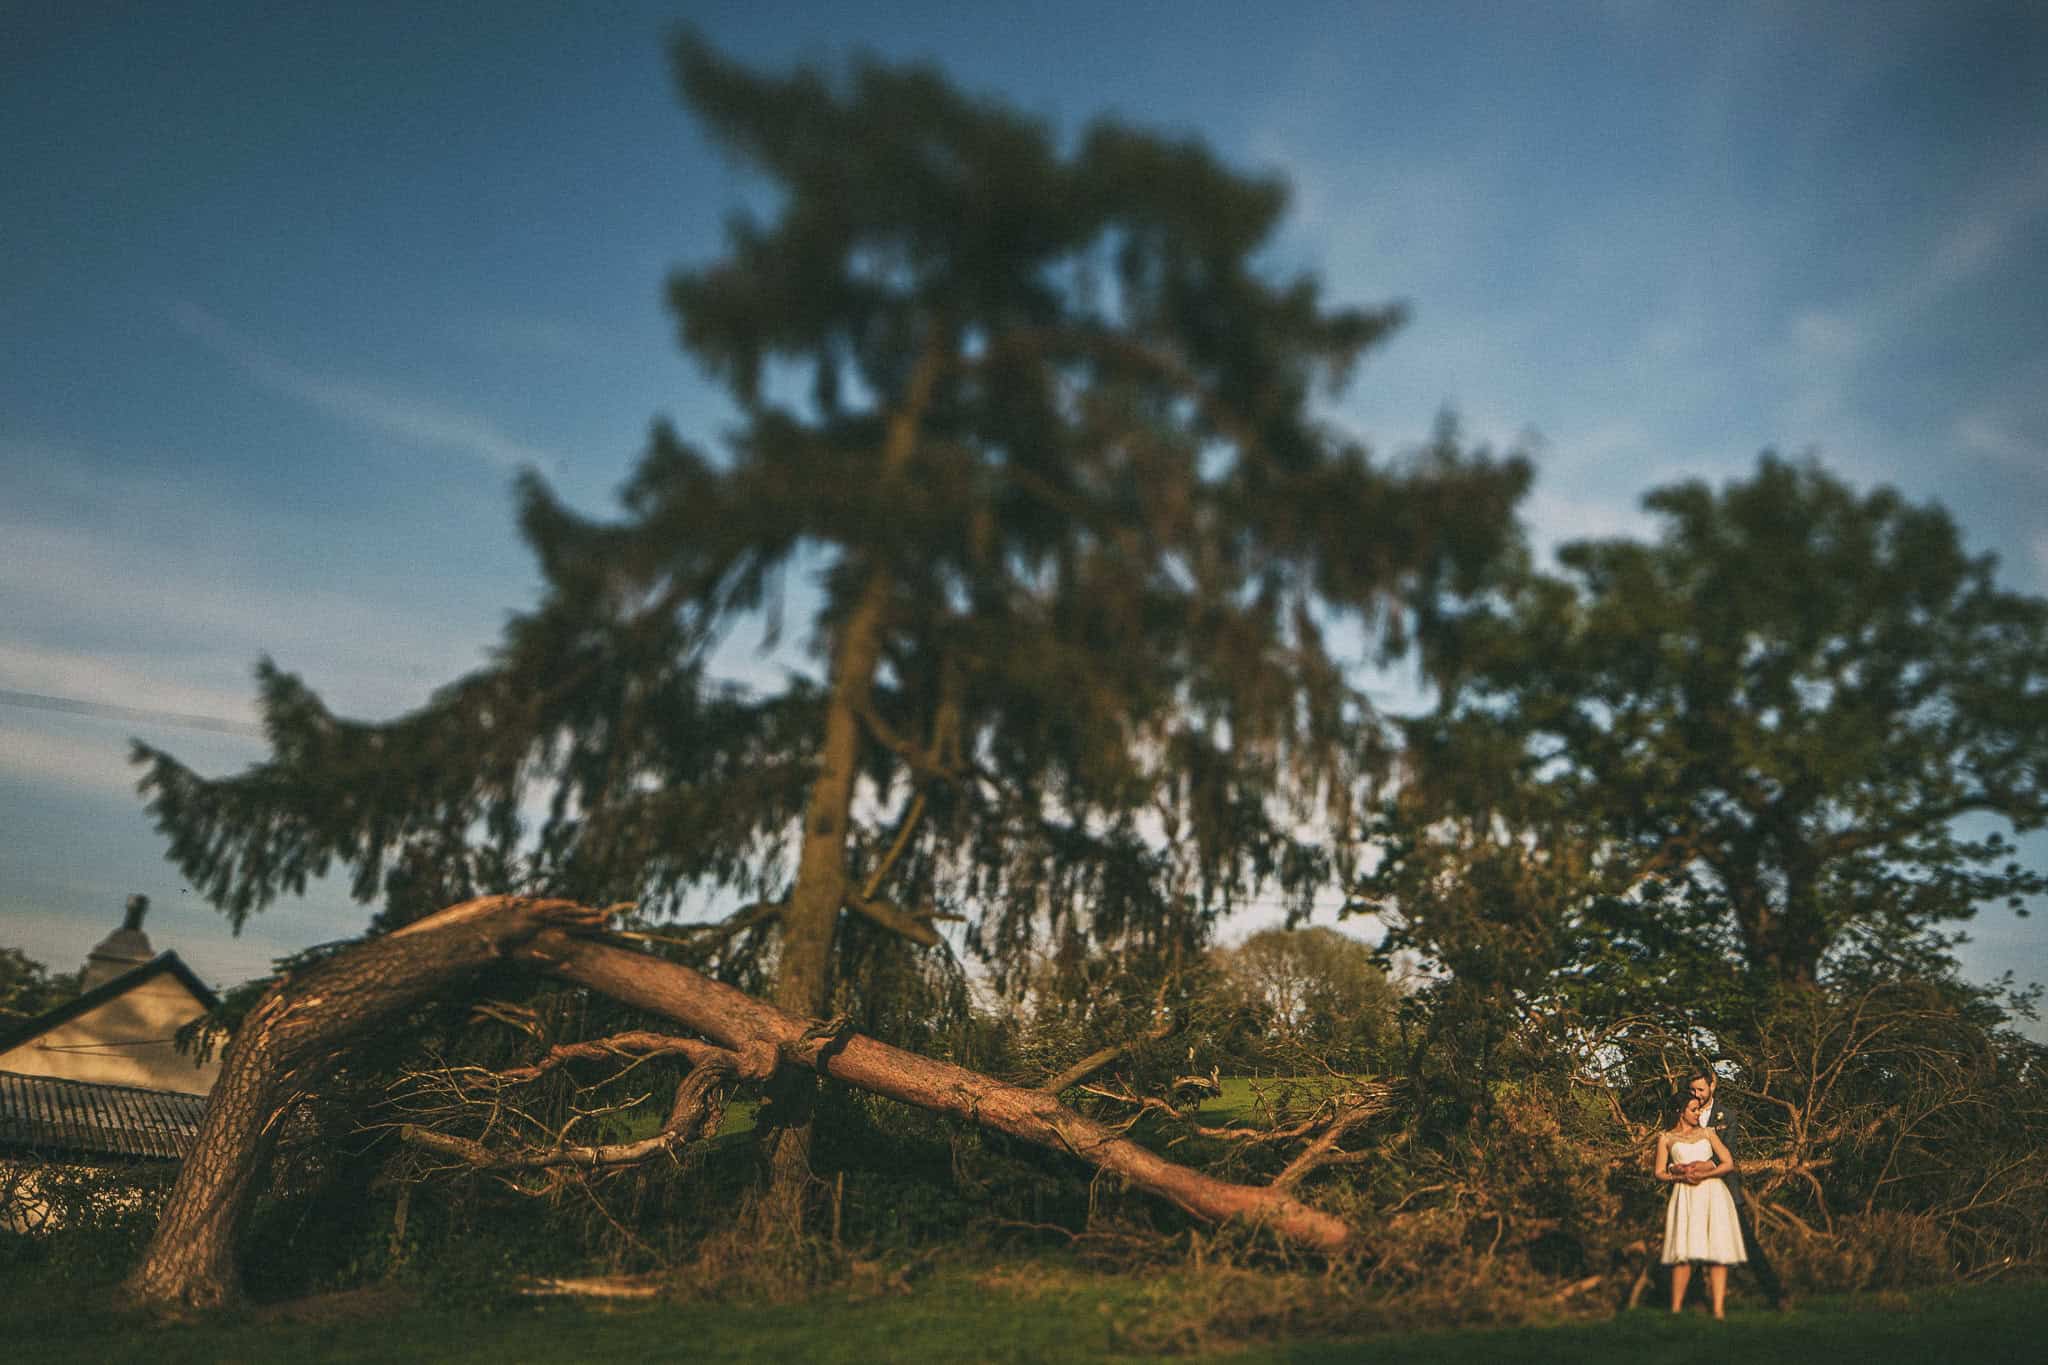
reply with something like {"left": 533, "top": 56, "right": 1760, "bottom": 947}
{"left": 761, "top": 566, "right": 890, "bottom": 1218}
{"left": 125, "top": 898, "right": 1351, "bottom": 1309}
{"left": 1731, "top": 886, "right": 1824, "bottom": 989}
{"left": 522, "top": 928, "right": 1353, "bottom": 1251}
{"left": 121, "top": 897, "right": 605, "bottom": 1310}
{"left": 762, "top": 348, "right": 940, "bottom": 1212}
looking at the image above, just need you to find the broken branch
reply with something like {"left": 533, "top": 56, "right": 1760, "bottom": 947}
{"left": 1038, "top": 975, "right": 1178, "bottom": 1095}
{"left": 521, "top": 926, "right": 1357, "bottom": 1252}
{"left": 843, "top": 892, "right": 944, "bottom": 948}
{"left": 399, "top": 1051, "right": 737, "bottom": 1172}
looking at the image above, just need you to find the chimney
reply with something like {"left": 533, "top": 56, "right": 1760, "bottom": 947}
{"left": 82, "top": 895, "right": 156, "bottom": 990}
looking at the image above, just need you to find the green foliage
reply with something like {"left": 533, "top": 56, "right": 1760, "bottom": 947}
{"left": 95, "top": 36, "right": 2048, "bottom": 1322}
{"left": 28, "top": 959, "right": 2044, "bottom": 1314}
{"left": 0, "top": 1159, "right": 175, "bottom": 1280}
{"left": 1732, "top": 976, "right": 2048, "bottom": 1272}
{"left": 129, "top": 34, "right": 1528, "bottom": 1028}
{"left": 1377, "top": 453, "right": 2048, "bottom": 993}
{"left": 1209, "top": 927, "right": 1398, "bottom": 1072}
{"left": 0, "top": 945, "right": 79, "bottom": 1025}
{"left": 112, "top": 37, "right": 1533, "bottom": 1289}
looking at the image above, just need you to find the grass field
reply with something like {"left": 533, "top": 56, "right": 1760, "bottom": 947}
{"left": 5, "top": 1263, "right": 2039, "bottom": 1364}
{"left": 1194, "top": 1075, "right": 1354, "bottom": 1123}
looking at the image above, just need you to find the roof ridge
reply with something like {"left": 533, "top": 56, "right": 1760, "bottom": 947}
{"left": 0, "top": 951, "right": 222, "bottom": 1057}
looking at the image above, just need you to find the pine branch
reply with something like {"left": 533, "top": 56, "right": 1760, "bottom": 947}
{"left": 1269, "top": 1083, "right": 1393, "bottom": 1192}
{"left": 842, "top": 892, "right": 944, "bottom": 948}
{"left": 860, "top": 791, "right": 928, "bottom": 902}
{"left": 1037, "top": 975, "right": 1177, "bottom": 1095}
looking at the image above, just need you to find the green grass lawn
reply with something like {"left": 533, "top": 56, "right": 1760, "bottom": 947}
{"left": 5, "top": 1263, "right": 2039, "bottom": 1364}
{"left": 1195, "top": 1075, "right": 1354, "bottom": 1125}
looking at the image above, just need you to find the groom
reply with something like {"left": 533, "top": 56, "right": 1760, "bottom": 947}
{"left": 1687, "top": 1069, "right": 1788, "bottom": 1310}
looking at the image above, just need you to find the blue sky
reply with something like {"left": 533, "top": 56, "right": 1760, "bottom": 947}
{"left": 4, "top": 2, "right": 2045, "bottom": 1028}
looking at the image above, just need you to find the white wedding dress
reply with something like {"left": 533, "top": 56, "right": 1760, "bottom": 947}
{"left": 1661, "top": 1136, "right": 1747, "bottom": 1265}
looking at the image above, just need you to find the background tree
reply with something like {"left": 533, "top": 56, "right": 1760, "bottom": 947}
{"left": 133, "top": 36, "right": 1528, "bottom": 1207}
{"left": 0, "top": 945, "right": 79, "bottom": 1026}
{"left": 1400, "top": 454, "right": 2048, "bottom": 991}
{"left": 1350, "top": 708, "right": 1751, "bottom": 1118}
{"left": 1213, "top": 926, "right": 1396, "bottom": 1069}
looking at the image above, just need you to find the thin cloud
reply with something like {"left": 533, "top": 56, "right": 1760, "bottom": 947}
{"left": 1762, "top": 144, "right": 2048, "bottom": 494}
{"left": 0, "top": 898, "right": 336, "bottom": 995}
{"left": 0, "top": 641, "right": 259, "bottom": 727}
{"left": 1788, "top": 309, "right": 1866, "bottom": 365}
{"left": 0, "top": 727, "right": 140, "bottom": 799}
{"left": 1955, "top": 412, "right": 2043, "bottom": 473}
{"left": 1921, "top": 144, "right": 2048, "bottom": 299}
{"left": 169, "top": 301, "right": 559, "bottom": 473}
{"left": 0, "top": 439, "right": 514, "bottom": 722}
{"left": 1787, "top": 141, "right": 2048, "bottom": 379}
{"left": 0, "top": 518, "right": 490, "bottom": 719}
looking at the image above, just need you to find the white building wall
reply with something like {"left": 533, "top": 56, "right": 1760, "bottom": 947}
{"left": 0, "top": 977, "right": 221, "bottom": 1095}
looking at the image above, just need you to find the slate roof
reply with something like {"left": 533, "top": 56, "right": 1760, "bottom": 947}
{"left": 0, "top": 1070, "right": 209, "bottom": 1160}
{"left": 0, "top": 951, "right": 221, "bottom": 1059}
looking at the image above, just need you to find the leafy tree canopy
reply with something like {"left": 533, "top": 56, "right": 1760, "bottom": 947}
{"left": 1375, "top": 454, "right": 2048, "bottom": 995}
{"left": 1215, "top": 926, "right": 1396, "bottom": 1059}
{"left": 134, "top": 35, "right": 1529, "bottom": 1025}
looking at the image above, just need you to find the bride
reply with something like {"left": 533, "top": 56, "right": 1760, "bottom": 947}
{"left": 1655, "top": 1091, "right": 1745, "bottom": 1317}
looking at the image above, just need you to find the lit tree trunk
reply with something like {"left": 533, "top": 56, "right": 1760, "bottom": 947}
{"left": 120, "top": 897, "right": 605, "bottom": 1310}
{"left": 761, "top": 347, "right": 941, "bottom": 1212}
{"left": 759, "top": 570, "right": 883, "bottom": 1213}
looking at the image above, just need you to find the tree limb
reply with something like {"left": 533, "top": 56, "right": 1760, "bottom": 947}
{"left": 1037, "top": 975, "right": 1177, "bottom": 1095}
{"left": 125, "top": 896, "right": 1362, "bottom": 1311}
{"left": 1269, "top": 1084, "right": 1393, "bottom": 1193}
{"left": 122, "top": 896, "right": 608, "bottom": 1309}
{"left": 860, "top": 791, "right": 927, "bottom": 903}
{"left": 853, "top": 697, "right": 937, "bottom": 776}
{"left": 400, "top": 1051, "right": 736, "bottom": 1172}
{"left": 843, "top": 892, "right": 944, "bottom": 948}
{"left": 520, "top": 1275, "right": 664, "bottom": 1299}
{"left": 490, "top": 1031, "right": 737, "bottom": 1085}
{"left": 518, "top": 925, "right": 1357, "bottom": 1252}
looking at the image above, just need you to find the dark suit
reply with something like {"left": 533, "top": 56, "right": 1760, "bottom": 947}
{"left": 1699, "top": 1098, "right": 1785, "bottom": 1305}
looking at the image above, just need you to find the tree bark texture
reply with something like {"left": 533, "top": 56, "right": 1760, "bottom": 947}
{"left": 120, "top": 897, "right": 605, "bottom": 1310}
{"left": 761, "top": 349, "right": 942, "bottom": 1201}
{"left": 123, "top": 899, "right": 1352, "bottom": 1308}
{"left": 763, "top": 569, "right": 884, "bottom": 1206}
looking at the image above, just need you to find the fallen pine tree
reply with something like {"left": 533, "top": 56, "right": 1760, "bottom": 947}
{"left": 122, "top": 896, "right": 1361, "bottom": 1310}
